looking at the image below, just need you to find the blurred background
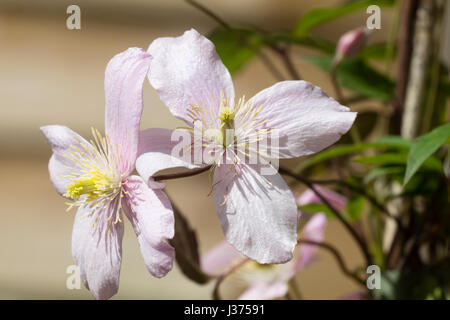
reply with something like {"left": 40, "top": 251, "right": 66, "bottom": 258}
{"left": 0, "top": 0, "right": 407, "bottom": 299}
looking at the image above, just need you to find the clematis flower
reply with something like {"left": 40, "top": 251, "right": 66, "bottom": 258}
{"left": 41, "top": 48, "right": 175, "bottom": 299}
{"left": 138, "top": 29, "right": 356, "bottom": 264}
{"left": 201, "top": 213, "right": 327, "bottom": 300}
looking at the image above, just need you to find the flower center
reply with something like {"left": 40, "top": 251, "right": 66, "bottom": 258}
{"left": 65, "top": 168, "right": 121, "bottom": 201}
{"left": 60, "top": 128, "right": 124, "bottom": 227}
{"left": 185, "top": 91, "right": 272, "bottom": 166}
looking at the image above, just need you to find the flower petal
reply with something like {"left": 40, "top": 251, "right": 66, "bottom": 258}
{"left": 136, "top": 128, "right": 203, "bottom": 186}
{"left": 71, "top": 206, "right": 124, "bottom": 300}
{"left": 123, "top": 175, "right": 175, "bottom": 278}
{"left": 212, "top": 163, "right": 298, "bottom": 264}
{"left": 293, "top": 213, "right": 327, "bottom": 273}
{"left": 104, "top": 47, "right": 151, "bottom": 175}
{"left": 247, "top": 80, "right": 356, "bottom": 158}
{"left": 40, "top": 125, "right": 92, "bottom": 196}
{"left": 238, "top": 281, "right": 288, "bottom": 300}
{"left": 147, "top": 29, "right": 235, "bottom": 125}
{"left": 296, "top": 185, "right": 347, "bottom": 210}
{"left": 201, "top": 240, "right": 244, "bottom": 277}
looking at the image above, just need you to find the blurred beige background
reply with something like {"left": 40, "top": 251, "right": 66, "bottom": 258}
{"left": 0, "top": 0, "right": 393, "bottom": 299}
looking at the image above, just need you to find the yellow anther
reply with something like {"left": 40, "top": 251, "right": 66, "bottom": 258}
{"left": 219, "top": 106, "right": 235, "bottom": 124}
{"left": 64, "top": 168, "right": 118, "bottom": 201}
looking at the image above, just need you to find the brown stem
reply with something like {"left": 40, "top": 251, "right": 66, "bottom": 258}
{"left": 298, "top": 239, "right": 366, "bottom": 286}
{"left": 305, "top": 178, "right": 403, "bottom": 227}
{"left": 278, "top": 167, "right": 374, "bottom": 267}
{"left": 270, "top": 46, "right": 302, "bottom": 80}
{"left": 213, "top": 258, "right": 249, "bottom": 300}
{"left": 391, "top": 0, "right": 419, "bottom": 133}
{"left": 185, "top": 0, "right": 230, "bottom": 29}
{"left": 401, "top": 0, "right": 435, "bottom": 139}
{"left": 153, "top": 165, "right": 212, "bottom": 181}
{"left": 330, "top": 63, "right": 345, "bottom": 103}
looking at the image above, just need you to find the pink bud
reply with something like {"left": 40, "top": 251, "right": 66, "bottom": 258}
{"left": 335, "top": 27, "right": 370, "bottom": 60}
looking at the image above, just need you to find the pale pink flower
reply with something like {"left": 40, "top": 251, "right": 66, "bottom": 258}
{"left": 138, "top": 29, "right": 356, "bottom": 264}
{"left": 41, "top": 48, "right": 174, "bottom": 299}
{"left": 201, "top": 213, "right": 327, "bottom": 300}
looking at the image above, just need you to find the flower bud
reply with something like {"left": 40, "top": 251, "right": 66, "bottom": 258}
{"left": 335, "top": 27, "right": 370, "bottom": 62}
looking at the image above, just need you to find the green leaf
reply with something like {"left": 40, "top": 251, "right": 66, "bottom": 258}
{"left": 364, "top": 166, "right": 404, "bottom": 184}
{"left": 347, "top": 196, "right": 365, "bottom": 221}
{"left": 293, "top": 0, "right": 394, "bottom": 37}
{"left": 169, "top": 207, "right": 210, "bottom": 284}
{"left": 263, "top": 33, "right": 336, "bottom": 54}
{"left": 360, "top": 43, "right": 395, "bottom": 60}
{"left": 298, "top": 203, "right": 335, "bottom": 219}
{"left": 208, "top": 28, "right": 262, "bottom": 74}
{"left": 295, "top": 138, "right": 409, "bottom": 173}
{"left": 303, "top": 55, "right": 395, "bottom": 101}
{"left": 403, "top": 123, "right": 450, "bottom": 186}
{"left": 376, "top": 135, "right": 412, "bottom": 148}
{"left": 354, "top": 152, "right": 443, "bottom": 173}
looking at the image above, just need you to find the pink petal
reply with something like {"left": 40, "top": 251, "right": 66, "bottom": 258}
{"left": 123, "top": 175, "right": 175, "bottom": 278}
{"left": 40, "top": 125, "right": 92, "bottom": 196}
{"left": 71, "top": 206, "right": 124, "bottom": 300}
{"left": 238, "top": 281, "right": 288, "bottom": 300}
{"left": 336, "top": 28, "right": 369, "bottom": 60}
{"left": 136, "top": 128, "right": 204, "bottom": 185}
{"left": 212, "top": 164, "right": 298, "bottom": 264}
{"left": 201, "top": 240, "right": 244, "bottom": 277}
{"left": 293, "top": 213, "right": 327, "bottom": 273}
{"left": 104, "top": 47, "right": 151, "bottom": 176}
{"left": 247, "top": 81, "right": 356, "bottom": 158}
{"left": 147, "top": 29, "right": 235, "bottom": 126}
{"left": 297, "top": 185, "right": 347, "bottom": 210}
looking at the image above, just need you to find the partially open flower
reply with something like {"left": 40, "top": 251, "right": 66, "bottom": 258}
{"left": 335, "top": 27, "right": 370, "bottom": 63}
{"left": 201, "top": 213, "right": 327, "bottom": 300}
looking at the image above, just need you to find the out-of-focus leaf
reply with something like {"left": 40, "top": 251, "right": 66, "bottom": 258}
{"left": 303, "top": 55, "right": 394, "bottom": 101}
{"left": 298, "top": 203, "right": 335, "bottom": 219}
{"left": 404, "top": 123, "right": 450, "bottom": 186}
{"left": 169, "top": 207, "right": 210, "bottom": 284}
{"left": 364, "top": 166, "right": 404, "bottom": 184}
{"left": 373, "top": 269, "right": 450, "bottom": 299}
{"left": 346, "top": 196, "right": 365, "bottom": 221}
{"left": 376, "top": 135, "right": 412, "bottom": 148}
{"left": 354, "top": 152, "right": 443, "bottom": 173}
{"left": 360, "top": 43, "right": 395, "bottom": 60}
{"left": 263, "top": 33, "right": 335, "bottom": 54}
{"left": 208, "top": 28, "right": 262, "bottom": 74}
{"left": 295, "top": 139, "right": 409, "bottom": 173}
{"left": 292, "top": 0, "right": 394, "bottom": 37}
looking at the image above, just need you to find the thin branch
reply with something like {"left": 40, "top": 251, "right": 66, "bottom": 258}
{"left": 306, "top": 178, "right": 403, "bottom": 227}
{"left": 392, "top": 0, "right": 419, "bottom": 133}
{"left": 153, "top": 165, "right": 212, "bottom": 181}
{"left": 330, "top": 63, "right": 345, "bottom": 102}
{"left": 186, "top": 0, "right": 230, "bottom": 29}
{"left": 401, "top": 0, "right": 435, "bottom": 139}
{"left": 270, "top": 46, "right": 302, "bottom": 80}
{"left": 213, "top": 258, "right": 249, "bottom": 300}
{"left": 298, "top": 239, "right": 366, "bottom": 286}
{"left": 257, "top": 50, "right": 286, "bottom": 81}
{"left": 278, "top": 167, "right": 374, "bottom": 267}
{"left": 186, "top": 0, "right": 286, "bottom": 81}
